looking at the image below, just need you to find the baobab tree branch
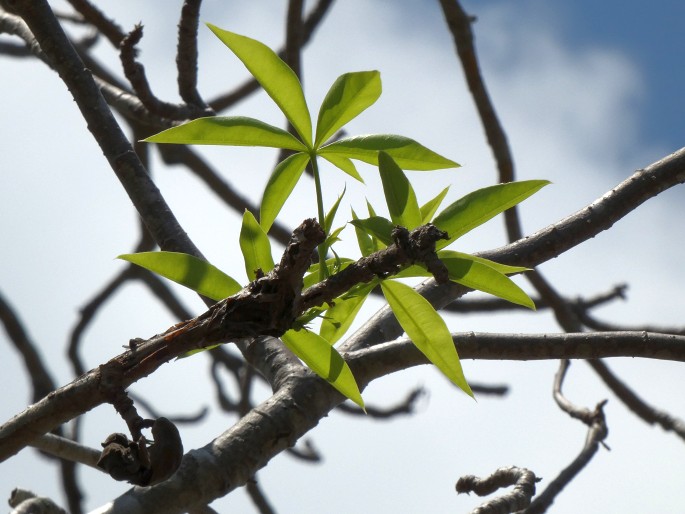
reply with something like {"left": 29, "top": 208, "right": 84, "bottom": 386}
{"left": 342, "top": 146, "right": 685, "bottom": 352}
{"left": 0, "top": 219, "right": 451, "bottom": 462}
{"left": 82, "top": 329, "right": 684, "bottom": 514}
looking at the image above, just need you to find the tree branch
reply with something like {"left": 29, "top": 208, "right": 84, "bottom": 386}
{"left": 11, "top": 0, "right": 205, "bottom": 259}
{"left": 341, "top": 147, "right": 685, "bottom": 352}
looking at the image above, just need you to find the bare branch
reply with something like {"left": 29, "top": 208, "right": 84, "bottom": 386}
{"left": 456, "top": 466, "right": 539, "bottom": 514}
{"left": 521, "top": 362, "right": 608, "bottom": 514}
{"left": 119, "top": 24, "right": 210, "bottom": 120}
{"left": 11, "top": 0, "right": 205, "bottom": 259}
{"left": 9, "top": 489, "right": 67, "bottom": 514}
{"left": 29, "top": 434, "right": 101, "bottom": 469}
{"left": 245, "top": 475, "right": 276, "bottom": 514}
{"left": 0, "top": 290, "right": 56, "bottom": 401}
{"left": 336, "top": 387, "right": 427, "bottom": 418}
{"left": 342, "top": 147, "right": 685, "bottom": 352}
{"left": 588, "top": 359, "right": 685, "bottom": 442}
{"left": 176, "top": 0, "right": 208, "bottom": 109}
{"left": 64, "top": 0, "right": 125, "bottom": 47}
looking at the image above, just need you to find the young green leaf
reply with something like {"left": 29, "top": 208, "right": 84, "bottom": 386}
{"left": 351, "top": 208, "right": 375, "bottom": 257}
{"left": 320, "top": 283, "right": 375, "bottom": 344}
{"left": 318, "top": 134, "right": 459, "bottom": 170}
{"left": 420, "top": 186, "right": 450, "bottom": 223}
{"left": 442, "top": 256, "right": 535, "bottom": 309}
{"left": 239, "top": 210, "right": 275, "bottom": 281}
{"left": 118, "top": 252, "right": 241, "bottom": 301}
{"left": 320, "top": 154, "right": 364, "bottom": 182}
{"left": 437, "top": 250, "right": 530, "bottom": 276}
{"left": 378, "top": 151, "right": 422, "bottom": 229}
{"left": 207, "top": 24, "right": 312, "bottom": 147}
{"left": 348, "top": 216, "right": 395, "bottom": 246}
{"left": 324, "top": 187, "right": 346, "bottom": 234}
{"left": 433, "top": 180, "right": 550, "bottom": 248}
{"left": 315, "top": 70, "right": 382, "bottom": 147}
{"left": 142, "top": 116, "right": 307, "bottom": 151}
{"left": 381, "top": 280, "right": 472, "bottom": 397}
{"left": 303, "top": 257, "right": 353, "bottom": 289}
{"left": 281, "top": 329, "right": 364, "bottom": 408}
{"left": 260, "top": 152, "right": 310, "bottom": 232}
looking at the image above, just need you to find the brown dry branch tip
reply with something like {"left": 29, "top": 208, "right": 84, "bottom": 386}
{"left": 456, "top": 465, "right": 540, "bottom": 514}
{"left": 96, "top": 417, "right": 184, "bottom": 487}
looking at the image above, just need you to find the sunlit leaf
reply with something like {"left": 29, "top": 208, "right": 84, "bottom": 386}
{"left": 351, "top": 208, "right": 374, "bottom": 257}
{"left": 260, "top": 152, "right": 310, "bottom": 232}
{"left": 179, "top": 344, "right": 222, "bottom": 359}
{"left": 442, "top": 256, "right": 535, "bottom": 309}
{"left": 433, "top": 180, "right": 550, "bottom": 248}
{"left": 381, "top": 280, "right": 472, "bottom": 397}
{"left": 437, "top": 250, "right": 530, "bottom": 276}
{"left": 320, "top": 283, "right": 374, "bottom": 344}
{"left": 315, "top": 70, "right": 382, "bottom": 147}
{"left": 319, "top": 134, "right": 459, "bottom": 170}
{"left": 207, "top": 24, "right": 312, "bottom": 146}
{"left": 303, "top": 258, "right": 353, "bottom": 289}
{"left": 348, "top": 216, "right": 394, "bottom": 246}
{"left": 320, "top": 154, "right": 364, "bottom": 182}
{"left": 378, "top": 151, "right": 422, "bottom": 229}
{"left": 118, "top": 252, "right": 241, "bottom": 301}
{"left": 282, "top": 329, "right": 364, "bottom": 408}
{"left": 239, "top": 210, "right": 275, "bottom": 281}
{"left": 420, "top": 186, "right": 450, "bottom": 223}
{"left": 143, "top": 116, "right": 307, "bottom": 151}
{"left": 324, "top": 187, "right": 346, "bottom": 234}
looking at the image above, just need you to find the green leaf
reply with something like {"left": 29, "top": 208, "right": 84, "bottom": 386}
{"left": 381, "top": 280, "right": 472, "bottom": 397}
{"left": 239, "top": 210, "right": 275, "bottom": 281}
{"left": 378, "top": 151, "right": 422, "bottom": 229}
{"left": 348, "top": 216, "right": 394, "bottom": 246}
{"left": 315, "top": 71, "right": 382, "bottom": 147}
{"left": 320, "top": 154, "right": 364, "bottom": 182}
{"left": 437, "top": 250, "right": 530, "bottom": 276}
{"left": 282, "top": 329, "right": 364, "bottom": 408}
{"left": 351, "top": 208, "right": 375, "bottom": 257}
{"left": 303, "top": 258, "right": 353, "bottom": 289}
{"left": 118, "top": 252, "right": 241, "bottom": 301}
{"left": 143, "top": 116, "right": 307, "bottom": 151}
{"left": 324, "top": 187, "right": 346, "bottom": 234}
{"left": 207, "top": 24, "right": 312, "bottom": 146}
{"left": 260, "top": 152, "right": 310, "bottom": 232}
{"left": 442, "top": 256, "right": 535, "bottom": 309}
{"left": 319, "top": 134, "right": 459, "bottom": 170}
{"left": 320, "top": 283, "right": 374, "bottom": 344}
{"left": 433, "top": 180, "right": 550, "bottom": 248}
{"left": 420, "top": 186, "right": 450, "bottom": 223}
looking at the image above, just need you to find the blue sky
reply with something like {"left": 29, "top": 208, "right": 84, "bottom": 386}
{"left": 471, "top": 0, "right": 685, "bottom": 154}
{"left": 0, "top": 2, "right": 683, "bottom": 513}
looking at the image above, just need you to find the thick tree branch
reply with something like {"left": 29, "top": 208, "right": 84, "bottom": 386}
{"left": 341, "top": 147, "right": 685, "bottom": 352}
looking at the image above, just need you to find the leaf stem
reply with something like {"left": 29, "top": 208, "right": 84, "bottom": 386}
{"left": 311, "top": 155, "right": 328, "bottom": 281}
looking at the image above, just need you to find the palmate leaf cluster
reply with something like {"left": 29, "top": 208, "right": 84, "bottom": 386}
{"left": 120, "top": 24, "right": 549, "bottom": 408}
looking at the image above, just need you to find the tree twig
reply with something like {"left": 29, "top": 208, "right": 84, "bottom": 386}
{"left": 588, "top": 359, "right": 685, "bottom": 442}
{"left": 456, "top": 466, "right": 539, "bottom": 514}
